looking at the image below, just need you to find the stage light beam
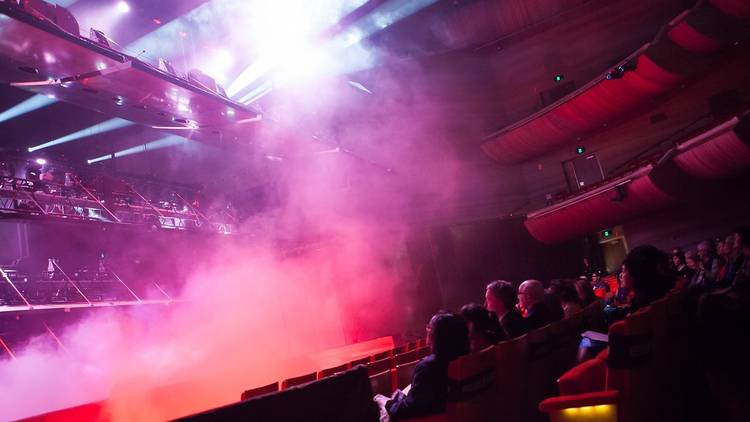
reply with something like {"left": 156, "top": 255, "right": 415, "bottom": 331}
{"left": 28, "top": 118, "right": 134, "bottom": 152}
{"left": 87, "top": 135, "right": 191, "bottom": 164}
{"left": 0, "top": 95, "right": 57, "bottom": 124}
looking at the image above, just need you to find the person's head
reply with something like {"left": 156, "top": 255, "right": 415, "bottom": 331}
{"left": 486, "top": 280, "right": 517, "bottom": 315}
{"left": 672, "top": 251, "right": 686, "bottom": 268}
{"left": 427, "top": 312, "right": 469, "bottom": 361}
{"left": 697, "top": 240, "right": 714, "bottom": 260}
{"left": 575, "top": 279, "right": 597, "bottom": 306}
{"left": 685, "top": 252, "right": 700, "bottom": 270}
{"left": 583, "top": 257, "right": 590, "bottom": 267}
{"left": 548, "top": 279, "right": 581, "bottom": 305}
{"left": 723, "top": 234, "right": 736, "bottom": 256}
{"left": 736, "top": 226, "right": 750, "bottom": 256}
{"left": 623, "top": 245, "right": 675, "bottom": 307}
{"left": 620, "top": 264, "right": 632, "bottom": 290}
{"left": 591, "top": 272, "right": 600, "bottom": 284}
{"left": 518, "top": 279, "right": 545, "bottom": 311}
{"left": 460, "top": 303, "right": 499, "bottom": 352}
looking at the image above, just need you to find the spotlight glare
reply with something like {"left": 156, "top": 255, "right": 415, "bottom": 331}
{"left": 35, "top": 158, "right": 47, "bottom": 165}
{"left": 116, "top": 1, "right": 130, "bottom": 14}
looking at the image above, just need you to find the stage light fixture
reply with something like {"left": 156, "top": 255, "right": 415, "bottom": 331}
{"left": 602, "top": 229, "right": 611, "bottom": 238}
{"left": 35, "top": 158, "right": 47, "bottom": 165}
{"left": 554, "top": 74, "right": 564, "bottom": 82}
{"left": 576, "top": 146, "right": 586, "bottom": 155}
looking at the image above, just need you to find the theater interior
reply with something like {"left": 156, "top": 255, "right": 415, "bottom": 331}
{"left": 0, "top": 0, "right": 749, "bottom": 421}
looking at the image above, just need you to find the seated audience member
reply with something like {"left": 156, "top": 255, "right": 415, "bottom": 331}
{"left": 613, "top": 267, "right": 631, "bottom": 306}
{"left": 575, "top": 278, "right": 598, "bottom": 307}
{"left": 591, "top": 271, "right": 611, "bottom": 302}
{"left": 549, "top": 279, "right": 583, "bottom": 317}
{"left": 697, "top": 240, "right": 720, "bottom": 283}
{"left": 686, "top": 251, "right": 709, "bottom": 289}
{"left": 672, "top": 250, "right": 695, "bottom": 282}
{"left": 622, "top": 245, "right": 676, "bottom": 313}
{"left": 460, "top": 303, "right": 506, "bottom": 353}
{"left": 485, "top": 280, "right": 528, "bottom": 338}
{"left": 518, "top": 280, "right": 555, "bottom": 330}
{"left": 717, "top": 234, "right": 737, "bottom": 287}
{"left": 543, "top": 289, "right": 566, "bottom": 322}
{"left": 378, "top": 312, "right": 469, "bottom": 421}
{"left": 732, "top": 226, "right": 750, "bottom": 288}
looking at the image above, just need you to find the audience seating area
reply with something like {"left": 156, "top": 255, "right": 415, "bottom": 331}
{"left": 176, "top": 302, "right": 605, "bottom": 422}
{"left": 539, "top": 286, "right": 695, "bottom": 422}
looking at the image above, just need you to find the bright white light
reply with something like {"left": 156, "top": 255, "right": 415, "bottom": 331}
{"left": 201, "top": 48, "right": 235, "bottom": 85}
{"left": 35, "top": 158, "right": 47, "bottom": 165}
{"left": 116, "top": 1, "right": 130, "bottom": 14}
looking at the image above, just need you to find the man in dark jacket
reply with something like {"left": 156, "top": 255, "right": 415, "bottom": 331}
{"left": 485, "top": 280, "right": 527, "bottom": 339}
{"left": 519, "top": 280, "right": 556, "bottom": 330}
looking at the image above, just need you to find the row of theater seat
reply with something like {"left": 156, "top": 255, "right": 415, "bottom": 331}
{"left": 226, "top": 301, "right": 606, "bottom": 422}
{"left": 539, "top": 286, "right": 693, "bottom": 422}
{"left": 240, "top": 340, "right": 431, "bottom": 401}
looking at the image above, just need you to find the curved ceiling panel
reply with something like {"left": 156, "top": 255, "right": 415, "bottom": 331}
{"left": 524, "top": 168, "right": 676, "bottom": 244}
{"left": 674, "top": 115, "right": 750, "bottom": 179}
{"left": 710, "top": 0, "right": 750, "bottom": 19}
{"left": 482, "top": 2, "right": 750, "bottom": 164}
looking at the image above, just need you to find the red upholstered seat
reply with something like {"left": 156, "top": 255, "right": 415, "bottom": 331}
{"left": 445, "top": 345, "right": 497, "bottom": 422}
{"left": 394, "top": 350, "right": 418, "bottom": 366}
{"left": 493, "top": 334, "right": 528, "bottom": 422}
{"left": 349, "top": 356, "right": 371, "bottom": 368}
{"left": 557, "top": 358, "right": 607, "bottom": 395}
{"left": 317, "top": 363, "right": 348, "bottom": 379}
{"left": 371, "top": 350, "right": 392, "bottom": 362}
{"left": 369, "top": 369, "right": 395, "bottom": 397}
{"left": 280, "top": 372, "right": 317, "bottom": 390}
{"left": 240, "top": 382, "right": 279, "bottom": 400}
{"left": 539, "top": 390, "right": 620, "bottom": 413}
{"left": 395, "top": 360, "right": 419, "bottom": 390}
{"left": 368, "top": 356, "right": 394, "bottom": 377}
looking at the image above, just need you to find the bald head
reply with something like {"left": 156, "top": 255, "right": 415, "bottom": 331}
{"left": 518, "top": 279, "right": 545, "bottom": 310}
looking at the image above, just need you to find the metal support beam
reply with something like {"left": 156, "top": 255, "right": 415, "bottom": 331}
{"left": 107, "top": 267, "right": 142, "bottom": 303}
{"left": 51, "top": 260, "right": 92, "bottom": 305}
{"left": 0, "top": 266, "right": 32, "bottom": 308}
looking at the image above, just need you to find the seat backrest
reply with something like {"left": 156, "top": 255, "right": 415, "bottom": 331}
{"left": 395, "top": 349, "right": 418, "bottom": 366}
{"left": 417, "top": 345, "right": 431, "bottom": 359}
{"left": 368, "top": 356, "right": 394, "bottom": 376}
{"left": 349, "top": 356, "right": 371, "bottom": 368}
{"left": 318, "top": 363, "right": 348, "bottom": 379}
{"left": 557, "top": 358, "right": 606, "bottom": 395}
{"left": 446, "top": 346, "right": 497, "bottom": 422}
{"left": 241, "top": 381, "right": 279, "bottom": 400}
{"left": 524, "top": 324, "right": 557, "bottom": 422}
{"left": 392, "top": 344, "right": 409, "bottom": 355}
{"left": 369, "top": 369, "right": 395, "bottom": 397}
{"left": 180, "top": 366, "right": 379, "bottom": 421}
{"left": 371, "top": 350, "right": 392, "bottom": 362}
{"left": 395, "top": 360, "right": 419, "bottom": 390}
{"left": 492, "top": 335, "right": 528, "bottom": 422}
{"left": 280, "top": 371, "right": 318, "bottom": 390}
{"left": 608, "top": 306, "right": 659, "bottom": 422}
